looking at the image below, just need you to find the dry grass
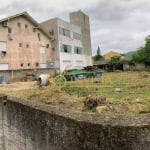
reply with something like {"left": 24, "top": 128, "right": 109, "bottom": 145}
{"left": 0, "top": 71, "right": 150, "bottom": 115}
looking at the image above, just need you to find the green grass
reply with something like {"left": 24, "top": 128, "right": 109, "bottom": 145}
{"left": 62, "top": 71, "right": 150, "bottom": 114}
{"left": 1, "top": 71, "right": 150, "bottom": 115}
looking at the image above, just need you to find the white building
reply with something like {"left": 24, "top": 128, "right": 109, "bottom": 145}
{"left": 41, "top": 10, "right": 93, "bottom": 72}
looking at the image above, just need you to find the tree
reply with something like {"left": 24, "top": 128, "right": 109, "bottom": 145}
{"left": 93, "top": 55, "right": 104, "bottom": 61}
{"left": 108, "top": 56, "right": 123, "bottom": 71}
{"left": 97, "top": 46, "right": 101, "bottom": 55}
{"left": 132, "top": 47, "right": 146, "bottom": 62}
{"left": 93, "top": 46, "right": 104, "bottom": 61}
{"left": 109, "top": 56, "right": 121, "bottom": 65}
{"left": 144, "top": 35, "right": 150, "bottom": 61}
{"left": 132, "top": 35, "right": 150, "bottom": 63}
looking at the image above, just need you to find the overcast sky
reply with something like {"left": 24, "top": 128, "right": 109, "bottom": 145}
{"left": 1, "top": 0, "right": 150, "bottom": 55}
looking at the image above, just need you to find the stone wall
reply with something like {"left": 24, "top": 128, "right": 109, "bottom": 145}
{"left": 0, "top": 94, "right": 150, "bottom": 150}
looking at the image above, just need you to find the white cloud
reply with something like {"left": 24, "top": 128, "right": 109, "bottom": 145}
{"left": 0, "top": 0, "right": 150, "bottom": 55}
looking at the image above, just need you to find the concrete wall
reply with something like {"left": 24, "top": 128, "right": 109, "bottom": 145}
{"left": 0, "top": 68, "right": 59, "bottom": 82}
{"left": 123, "top": 63, "right": 146, "bottom": 71}
{"left": 59, "top": 52, "right": 92, "bottom": 71}
{"left": 57, "top": 18, "right": 84, "bottom": 71}
{"left": 0, "top": 95, "right": 150, "bottom": 150}
{"left": 70, "top": 11, "right": 92, "bottom": 56}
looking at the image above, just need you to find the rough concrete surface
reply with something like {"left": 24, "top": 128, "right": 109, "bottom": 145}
{"left": 0, "top": 94, "right": 150, "bottom": 150}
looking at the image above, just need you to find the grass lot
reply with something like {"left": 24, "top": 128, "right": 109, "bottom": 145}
{"left": 0, "top": 71, "right": 150, "bottom": 115}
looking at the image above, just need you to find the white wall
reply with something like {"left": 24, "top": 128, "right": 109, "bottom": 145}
{"left": 40, "top": 63, "right": 47, "bottom": 68}
{"left": 59, "top": 52, "right": 92, "bottom": 71}
{"left": 54, "top": 18, "right": 93, "bottom": 72}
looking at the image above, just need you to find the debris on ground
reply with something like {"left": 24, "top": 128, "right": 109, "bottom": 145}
{"left": 83, "top": 95, "right": 106, "bottom": 109}
{"left": 115, "top": 88, "right": 121, "bottom": 92}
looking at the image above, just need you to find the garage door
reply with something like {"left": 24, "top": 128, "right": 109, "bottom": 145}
{"left": 0, "top": 64, "right": 8, "bottom": 70}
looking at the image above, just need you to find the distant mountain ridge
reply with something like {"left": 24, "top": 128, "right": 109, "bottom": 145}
{"left": 124, "top": 51, "right": 136, "bottom": 60}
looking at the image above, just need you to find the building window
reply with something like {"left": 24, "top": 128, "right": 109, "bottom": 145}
{"left": 17, "top": 22, "right": 21, "bottom": 27}
{"left": 25, "top": 24, "right": 28, "bottom": 28}
{"left": 35, "top": 62, "right": 39, "bottom": 67}
{"left": 60, "top": 44, "right": 72, "bottom": 53}
{"left": 0, "top": 41, "right": 7, "bottom": 52}
{"left": 1, "top": 51, "right": 6, "bottom": 57}
{"left": 19, "top": 43, "right": 22, "bottom": 47}
{"left": 20, "top": 63, "right": 23, "bottom": 67}
{"left": 27, "top": 63, "right": 31, "bottom": 67}
{"left": 46, "top": 44, "right": 49, "bottom": 48}
{"left": 8, "top": 27, "right": 13, "bottom": 40}
{"left": 59, "top": 27, "right": 70, "bottom": 37}
{"left": 37, "top": 33, "right": 41, "bottom": 41}
{"left": 26, "top": 44, "right": 29, "bottom": 48}
{"left": 2, "top": 21, "right": 8, "bottom": 27}
{"left": 73, "top": 32, "right": 81, "bottom": 40}
{"left": 74, "top": 47, "right": 82, "bottom": 54}
{"left": 8, "top": 27, "right": 12, "bottom": 33}
{"left": 39, "top": 47, "right": 45, "bottom": 53}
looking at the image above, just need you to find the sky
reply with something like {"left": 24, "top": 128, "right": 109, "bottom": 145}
{"left": 0, "top": 0, "right": 150, "bottom": 55}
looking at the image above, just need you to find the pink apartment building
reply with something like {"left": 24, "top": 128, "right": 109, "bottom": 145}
{"left": 0, "top": 12, "right": 53, "bottom": 73}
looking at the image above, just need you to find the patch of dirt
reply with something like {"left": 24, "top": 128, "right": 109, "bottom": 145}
{"left": 130, "top": 84, "right": 147, "bottom": 89}
{"left": 0, "top": 81, "right": 37, "bottom": 91}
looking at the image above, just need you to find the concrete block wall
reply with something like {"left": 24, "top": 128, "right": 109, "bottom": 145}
{"left": 0, "top": 95, "right": 150, "bottom": 150}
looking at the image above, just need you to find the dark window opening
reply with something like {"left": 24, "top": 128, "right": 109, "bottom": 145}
{"left": 19, "top": 43, "right": 22, "bottom": 47}
{"left": 35, "top": 62, "right": 39, "bottom": 67}
{"left": 61, "top": 44, "right": 71, "bottom": 53}
{"left": 2, "top": 21, "right": 8, "bottom": 27}
{"left": 64, "top": 45, "right": 68, "bottom": 53}
{"left": 25, "top": 24, "right": 28, "bottom": 28}
{"left": 20, "top": 63, "right": 23, "bottom": 67}
{"left": 46, "top": 44, "right": 49, "bottom": 48}
{"left": 74, "top": 47, "right": 82, "bottom": 54}
{"left": 1, "top": 51, "right": 6, "bottom": 57}
{"left": 37, "top": 33, "right": 41, "bottom": 41}
{"left": 8, "top": 28, "right": 13, "bottom": 40}
{"left": 8, "top": 27, "right": 12, "bottom": 33}
{"left": 49, "top": 30, "right": 54, "bottom": 35}
{"left": 26, "top": 44, "right": 29, "bottom": 48}
{"left": 17, "top": 22, "right": 21, "bottom": 27}
{"left": 28, "top": 63, "right": 31, "bottom": 67}
{"left": 3, "top": 101, "right": 7, "bottom": 106}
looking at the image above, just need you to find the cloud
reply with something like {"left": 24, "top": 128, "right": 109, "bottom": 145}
{"left": 0, "top": 0, "right": 150, "bottom": 55}
{"left": 88, "top": 0, "right": 150, "bottom": 54}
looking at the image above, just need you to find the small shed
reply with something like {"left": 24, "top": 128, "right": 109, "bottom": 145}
{"left": 93, "top": 61, "right": 108, "bottom": 70}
